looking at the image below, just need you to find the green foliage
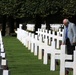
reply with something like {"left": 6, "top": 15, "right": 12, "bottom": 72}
{"left": 0, "top": 0, "right": 76, "bottom": 19}
{"left": 62, "top": 0, "right": 76, "bottom": 17}
{"left": 25, "top": 0, "right": 62, "bottom": 17}
{"left": 0, "top": 0, "right": 25, "bottom": 18}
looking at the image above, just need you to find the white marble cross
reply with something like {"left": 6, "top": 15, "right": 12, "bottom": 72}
{"left": 3, "top": 70, "right": 10, "bottom": 75}
{"left": 60, "top": 46, "right": 76, "bottom": 75}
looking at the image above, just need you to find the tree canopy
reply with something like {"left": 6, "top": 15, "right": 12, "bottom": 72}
{"left": 0, "top": 0, "right": 76, "bottom": 19}
{"left": 62, "top": 0, "right": 76, "bottom": 17}
{"left": 0, "top": 0, "right": 76, "bottom": 36}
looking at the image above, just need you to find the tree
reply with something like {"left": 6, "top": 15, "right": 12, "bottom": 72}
{"left": 0, "top": 0, "right": 25, "bottom": 35}
{"left": 0, "top": 0, "right": 76, "bottom": 35}
{"left": 62, "top": 0, "right": 76, "bottom": 18}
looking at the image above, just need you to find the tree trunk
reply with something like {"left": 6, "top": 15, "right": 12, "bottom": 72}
{"left": 2, "top": 15, "right": 7, "bottom": 36}
{"left": 15, "top": 18, "right": 20, "bottom": 28}
{"left": 7, "top": 16, "right": 14, "bottom": 34}
{"left": 45, "top": 16, "right": 50, "bottom": 30}
{"left": 35, "top": 15, "right": 42, "bottom": 32}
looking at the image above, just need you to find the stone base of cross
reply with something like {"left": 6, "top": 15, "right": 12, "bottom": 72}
{"left": 3, "top": 70, "right": 10, "bottom": 75}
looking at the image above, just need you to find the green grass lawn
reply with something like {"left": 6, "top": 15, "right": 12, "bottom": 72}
{"left": 3, "top": 36, "right": 72, "bottom": 75}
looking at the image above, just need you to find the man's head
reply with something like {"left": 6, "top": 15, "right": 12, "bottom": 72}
{"left": 63, "top": 19, "right": 69, "bottom": 26}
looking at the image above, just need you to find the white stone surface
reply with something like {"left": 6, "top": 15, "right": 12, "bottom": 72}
{"left": 26, "top": 24, "right": 35, "bottom": 31}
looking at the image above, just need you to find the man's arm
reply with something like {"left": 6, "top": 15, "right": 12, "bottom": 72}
{"left": 72, "top": 24, "right": 76, "bottom": 44}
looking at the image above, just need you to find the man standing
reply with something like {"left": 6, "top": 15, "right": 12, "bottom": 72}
{"left": 62, "top": 19, "right": 76, "bottom": 75}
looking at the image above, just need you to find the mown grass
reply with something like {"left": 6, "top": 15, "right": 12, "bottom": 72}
{"left": 3, "top": 36, "right": 72, "bottom": 75}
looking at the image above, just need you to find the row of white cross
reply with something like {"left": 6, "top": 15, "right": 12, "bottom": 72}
{"left": 0, "top": 31, "right": 10, "bottom": 75}
{"left": 26, "top": 23, "right": 64, "bottom": 31}
{"left": 16, "top": 24, "right": 76, "bottom": 75}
